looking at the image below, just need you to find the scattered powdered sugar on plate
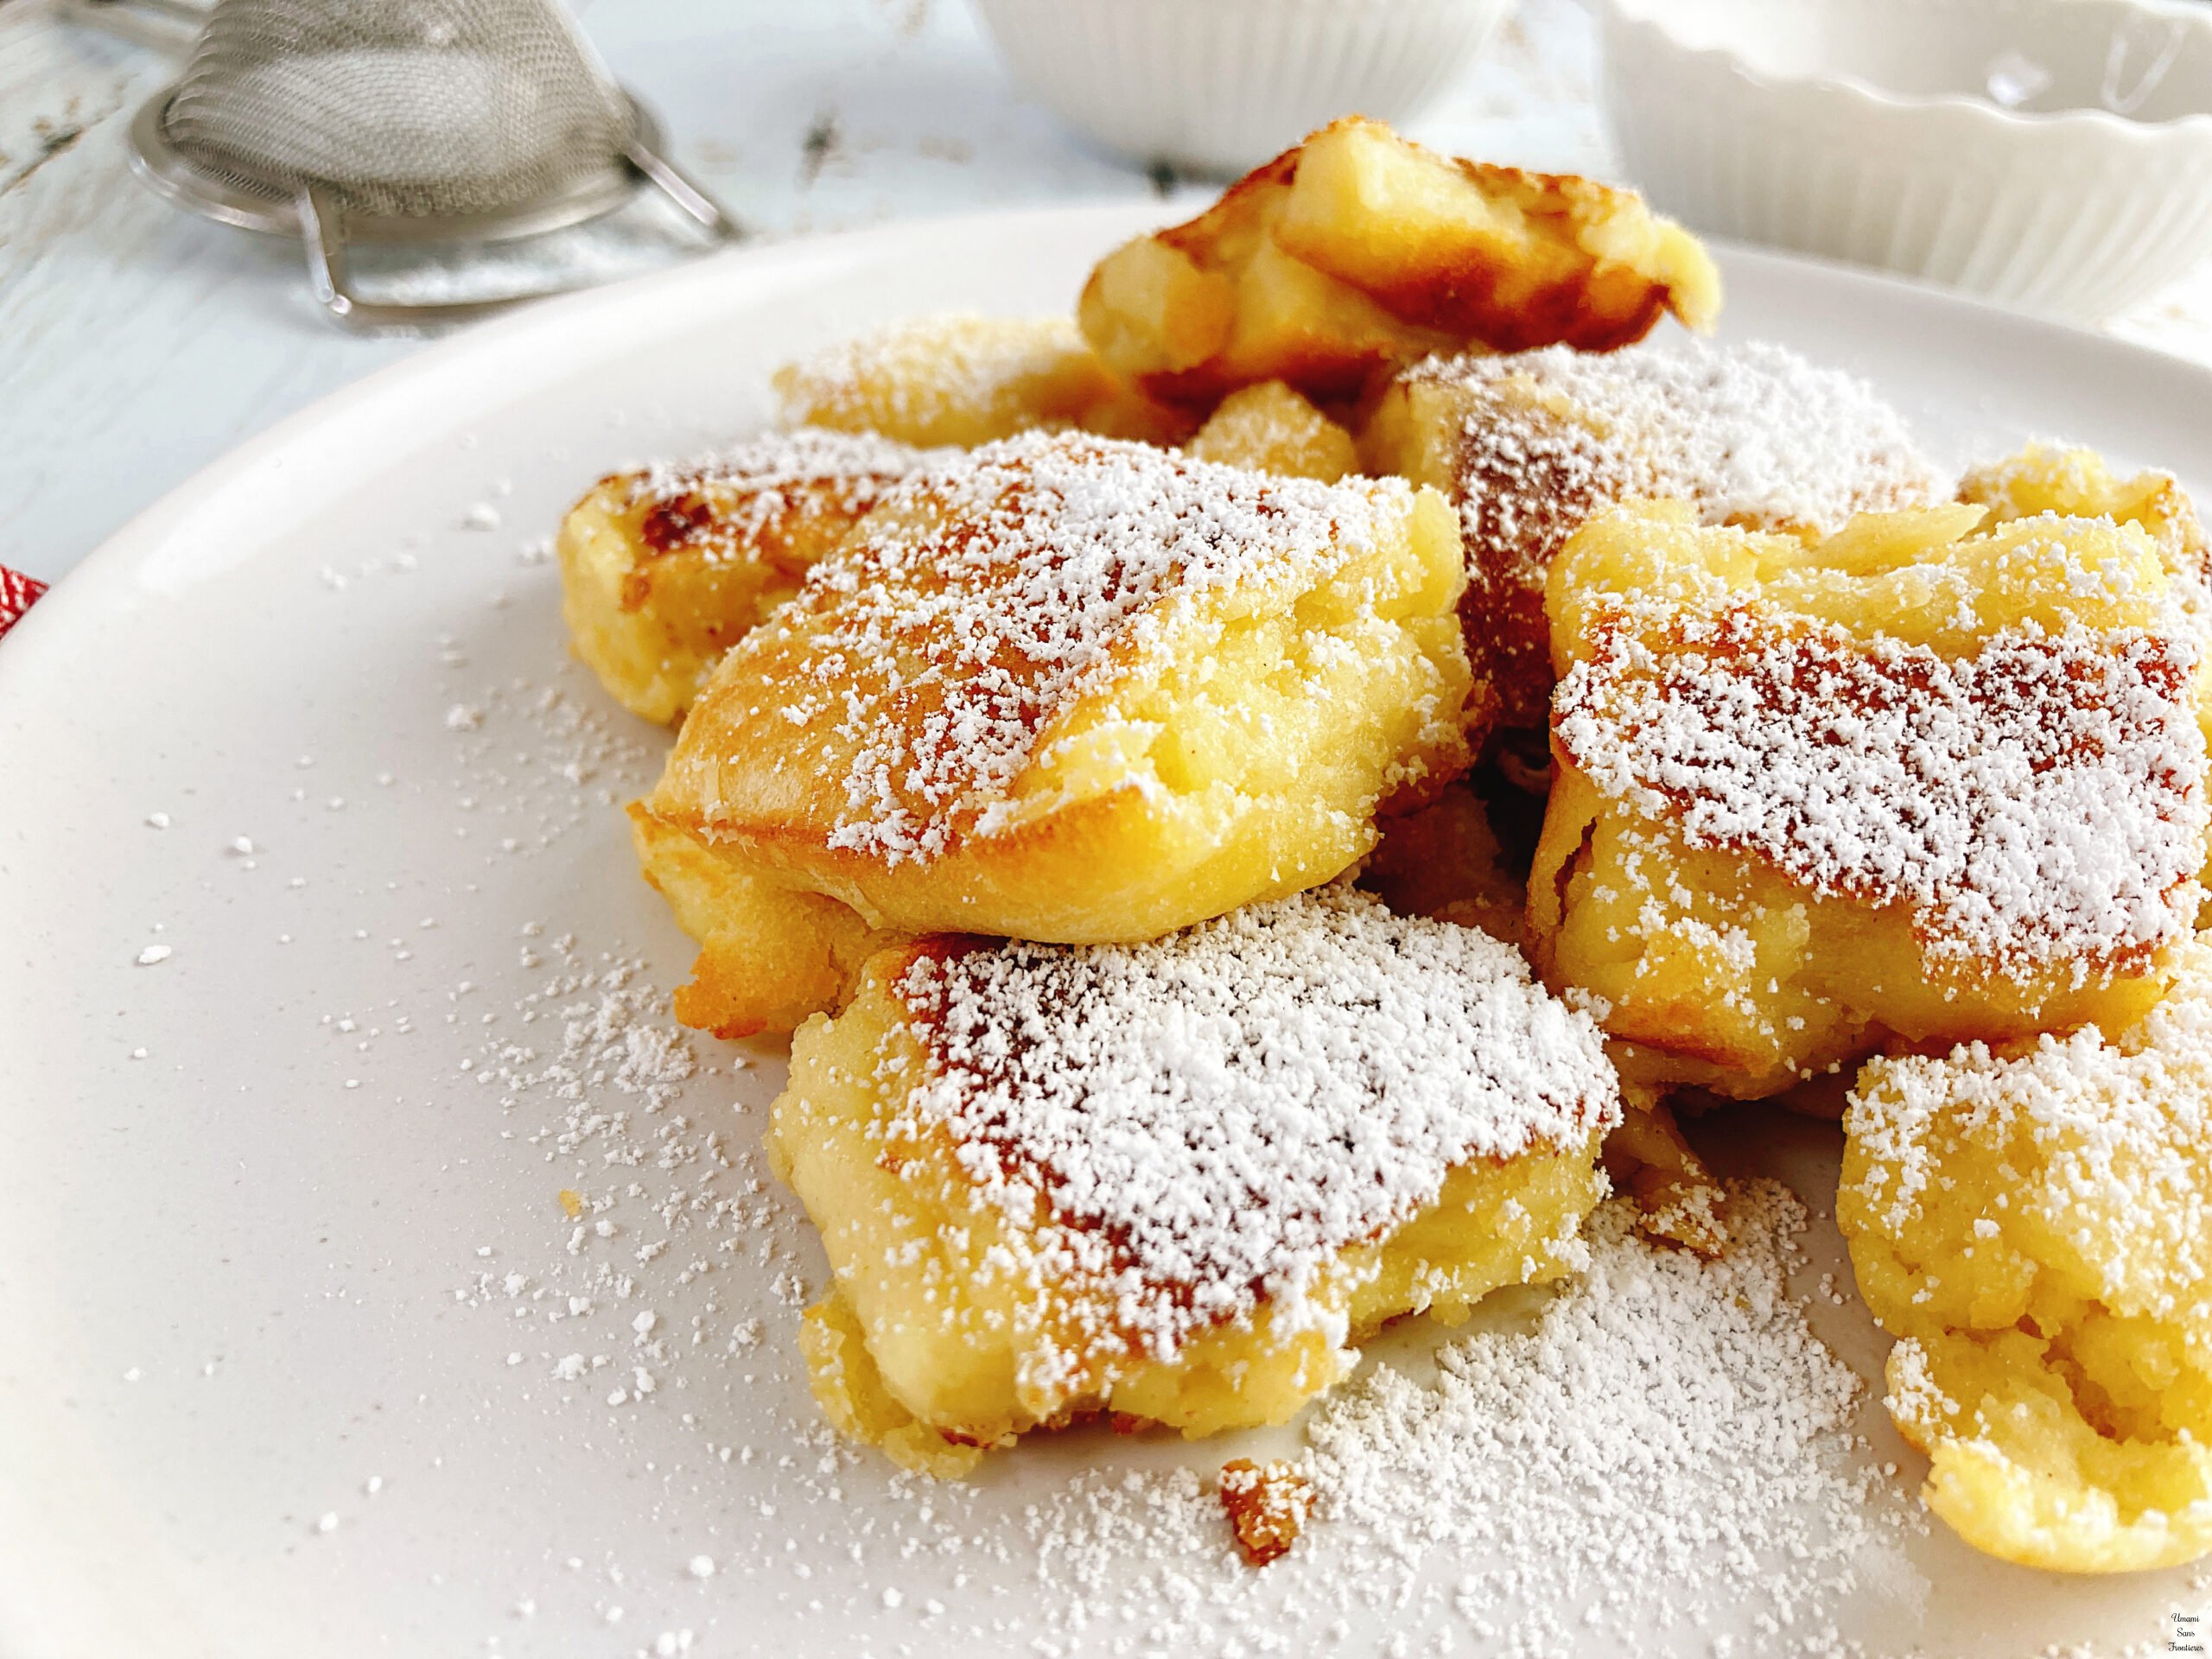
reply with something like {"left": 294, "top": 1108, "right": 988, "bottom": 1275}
{"left": 896, "top": 884, "right": 1618, "bottom": 1361}
{"left": 888, "top": 1183, "right": 1922, "bottom": 1657}
{"left": 449, "top": 930, "right": 804, "bottom": 1416}
{"left": 432, "top": 668, "right": 811, "bottom": 1411}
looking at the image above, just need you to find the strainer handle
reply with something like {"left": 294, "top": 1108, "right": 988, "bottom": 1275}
{"left": 299, "top": 187, "right": 525, "bottom": 329}
{"left": 298, "top": 151, "right": 742, "bottom": 329}
{"left": 625, "top": 137, "right": 744, "bottom": 241}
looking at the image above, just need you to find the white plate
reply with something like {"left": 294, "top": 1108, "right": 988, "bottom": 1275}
{"left": 3, "top": 206, "right": 2209, "bottom": 1659}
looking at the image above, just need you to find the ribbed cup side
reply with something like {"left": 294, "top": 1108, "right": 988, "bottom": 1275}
{"left": 974, "top": 0, "right": 1513, "bottom": 175}
{"left": 1600, "top": 11, "right": 2212, "bottom": 323}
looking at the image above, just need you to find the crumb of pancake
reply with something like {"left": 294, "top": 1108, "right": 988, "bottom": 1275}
{"left": 1218, "top": 1459, "right": 1313, "bottom": 1566}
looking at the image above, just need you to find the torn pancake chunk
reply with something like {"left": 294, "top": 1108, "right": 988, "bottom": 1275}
{"left": 636, "top": 430, "right": 1472, "bottom": 1034}
{"left": 558, "top": 428, "right": 931, "bottom": 723}
{"left": 772, "top": 313, "right": 1177, "bottom": 448}
{"left": 1362, "top": 339, "right": 1944, "bottom": 727}
{"left": 1530, "top": 500, "right": 2209, "bottom": 1098}
{"left": 1961, "top": 441, "right": 2209, "bottom": 582}
{"left": 625, "top": 804, "right": 890, "bottom": 1039}
{"left": 1840, "top": 941, "right": 2212, "bottom": 1571}
{"left": 1185, "top": 380, "right": 1358, "bottom": 482}
{"left": 1078, "top": 118, "right": 1719, "bottom": 410}
{"left": 772, "top": 885, "right": 1620, "bottom": 1472}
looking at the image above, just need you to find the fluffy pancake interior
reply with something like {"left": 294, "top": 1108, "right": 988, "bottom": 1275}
{"left": 1840, "top": 945, "right": 2212, "bottom": 1571}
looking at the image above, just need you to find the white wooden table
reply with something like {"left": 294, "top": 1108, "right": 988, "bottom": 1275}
{"left": 6, "top": 0, "right": 2212, "bottom": 587}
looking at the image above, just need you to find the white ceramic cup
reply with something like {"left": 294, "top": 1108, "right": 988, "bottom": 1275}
{"left": 972, "top": 0, "right": 1516, "bottom": 175}
{"left": 1599, "top": 0, "right": 2212, "bottom": 321}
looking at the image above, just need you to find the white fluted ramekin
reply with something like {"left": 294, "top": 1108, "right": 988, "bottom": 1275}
{"left": 1599, "top": 0, "right": 2212, "bottom": 322}
{"left": 972, "top": 0, "right": 1513, "bottom": 176}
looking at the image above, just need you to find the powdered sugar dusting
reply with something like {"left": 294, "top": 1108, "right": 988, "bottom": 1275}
{"left": 1555, "top": 604, "right": 2208, "bottom": 982}
{"left": 1847, "top": 940, "right": 2212, "bottom": 1308}
{"left": 983, "top": 1184, "right": 1917, "bottom": 1656}
{"left": 1427, "top": 338, "right": 1944, "bottom": 569}
{"left": 739, "top": 430, "right": 1407, "bottom": 862}
{"left": 892, "top": 883, "right": 1619, "bottom": 1363}
{"left": 615, "top": 427, "right": 934, "bottom": 565}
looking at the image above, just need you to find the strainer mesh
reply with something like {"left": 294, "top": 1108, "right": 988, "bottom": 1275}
{"left": 165, "top": 0, "right": 634, "bottom": 221}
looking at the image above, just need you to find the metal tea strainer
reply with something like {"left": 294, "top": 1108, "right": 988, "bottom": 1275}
{"left": 118, "top": 0, "right": 740, "bottom": 327}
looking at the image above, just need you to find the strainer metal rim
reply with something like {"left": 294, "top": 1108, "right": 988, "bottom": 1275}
{"left": 127, "top": 82, "right": 670, "bottom": 246}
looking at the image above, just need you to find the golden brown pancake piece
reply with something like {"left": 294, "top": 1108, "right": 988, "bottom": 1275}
{"left": 772, "top": 885, "right": 1619, "bottom": 1473}
{"left": 773, "top": 312, "right": 1187, "bottom": 448}
{"left": 1078, "top": 117, "right": 1720, "bottom": 409}
{"left": 1841, "top": 942, "right": 2212, "bottom": 1572}
{"left": 1185, "top": 380, "right": 1357, "bottom": 482}
{"left": 557, "top": 428, "right": 931, "bottom": 723}
{"left": 1530, "top": 499, "right": 2209, "bottom": 1099}
{"left": 635, "top": 429, "right": 1472, "bottom": 1035}
{"left": 1362, "top": 338, "right": 1944, "bottom": 728}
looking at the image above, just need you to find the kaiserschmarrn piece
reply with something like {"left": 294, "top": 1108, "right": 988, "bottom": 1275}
{"left": 1529, "top": 500, "right": 2210, "bottom": 1098}
{"left": 633, "top": 430, "right": 1472, "bottom": 1037}
{"left": 772, "top": 313, "right": 1185, "bottom": 448}
{"left": 1218, "top": 1460, "right": 1315, "bottom": 1567}
{"left": 1840, "top": 942, "right": 2212, "bottom": 1572}
{"left": 1185, "top": 380, "right": 1357, "bottom": 482}
{"left": 557, "top": 428, "right": 931, "bottom": 723}
{"left": 1077, "top": 118, "right": 1720, "bottom": 409}
{"left": 1361, "top": 339, "right": 1945, "bottom": 728}
{"left": 1961, "top": 442, "right": 2209, "bottom": 582}
{"left": 772, "top": 886, "right": 1621, "bottom": 1474}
